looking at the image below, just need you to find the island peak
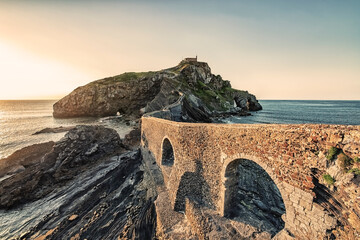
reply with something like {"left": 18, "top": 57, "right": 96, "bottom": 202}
{"left": 53, "top": 60, "right": 262, "bottom": 120}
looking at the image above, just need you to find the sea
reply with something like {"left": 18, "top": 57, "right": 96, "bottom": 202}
{"left": 224, "top": 100, "right": 360, "bottom": 125}
{"left": 0, "top": 100, "right": 359, "bottom": 159}
{"left": 0, "top": 100, "right": 133, "bottom": 159}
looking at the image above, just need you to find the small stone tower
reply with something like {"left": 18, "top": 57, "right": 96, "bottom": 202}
{"left": 184, "top": 56, "right": 197, "bottom": 62}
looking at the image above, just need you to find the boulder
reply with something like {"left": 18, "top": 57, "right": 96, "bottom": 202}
{"left": 0, "top": 141, "right": 55, "bottom": 178}
{"left": 32, "top": 126, "right": 75, "bottom": 135}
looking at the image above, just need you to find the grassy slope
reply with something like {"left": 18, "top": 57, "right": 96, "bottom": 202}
{"left": 89, "top": 72, "right": 157, "bottom": 86}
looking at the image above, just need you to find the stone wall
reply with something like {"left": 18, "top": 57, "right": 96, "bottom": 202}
{"left": 141, "top": 116, "right": 360, "bottom": 238}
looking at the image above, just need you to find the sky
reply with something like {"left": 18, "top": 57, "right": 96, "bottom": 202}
{"left": 0, "top": 0, "right": 359, "bottom": 100}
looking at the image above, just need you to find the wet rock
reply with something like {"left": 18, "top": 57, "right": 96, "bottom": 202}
{"left": 233, "top": 92, "right": 262, "bottom": 111}
{"left": 234, "top": 95, "right": 249, "bottom": 111}
{"left": 0, "top": 141, "right": 55, "bottom": 178}
{"left": 7, "top": 165, "right": 25, "bottom": 175}
{"left": 0, "top": 149, "right": 157, "bottom": 240}
{"left": 123, "top": 128, "right": 141, "bottom": 150}
{"left": 32, "top": 126, "right": 76, "bottom": 135}
{"left": 0, "top": 125, "right": 122, "bottom": 209}
{"left": 50, "top": 125, "right": 122, "bottom": 177}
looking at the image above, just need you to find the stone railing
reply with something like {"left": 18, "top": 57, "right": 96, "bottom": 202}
{"left": 141, "top": 113, "right": 360, "bottom": 239}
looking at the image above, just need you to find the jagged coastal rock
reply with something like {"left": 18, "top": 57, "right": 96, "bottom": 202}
{"left": 0, "top": 125, "right": 122, "bottom": 209}
{"left": 32, "top": 126, "right": 76, "bottom": 135}
{"left": 53, "top": 60, "right": 262, "bottom": 119}
{"left": 0, "top": 126, "right": 156, "bottom": 239}
{"left": 0, "top": 142, "right": 55, "bottom": 179}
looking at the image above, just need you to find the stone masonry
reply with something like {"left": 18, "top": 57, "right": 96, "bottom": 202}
{"left": 141, "top": 116, "right": 360, "bottom": 239}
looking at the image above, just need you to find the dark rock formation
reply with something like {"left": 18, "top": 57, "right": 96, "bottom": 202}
{"left": 0, "top": 125, "right": 122, "bottom": 209}
{"left": 224, "top": 159, "right": 285, "bottom": 237}
{"left": 181, "top": 94, "right": 212, "bottom": 123}
{"left": 234, "top": 92, "right": 262, "bottom": 111}
{"left": 0, "top": 149, "right": 157, "bottom": 239}
{"left": 144, "top": 79, "right": 182, "bottom": 114}
{"left": 53, "top": 61, "right": 262, "bottom": 119}
{"left": 0, "top": 126, "right": 158, "bottom": 239}
{"left": 53, "top": 72, "right": 163, "bottom": 118}
{"left": 32, "top": 126, "right": 76, "bottom": 135}
{"left": 0, "top": 141, "right": 55, "bottom": 178}
{"left": 122, "top": 128, "right": 141, "bottom": 150}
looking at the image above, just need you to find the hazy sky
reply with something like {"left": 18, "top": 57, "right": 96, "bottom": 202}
{"left": 0, "top": 0, "right": 359, "bottom": 100}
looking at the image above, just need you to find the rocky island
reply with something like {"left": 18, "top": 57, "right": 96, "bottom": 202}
{"left": 53, "top": 60, "right": 262, "bottom": 121}
{"left": 0, "top": 60, "right": 359, "bottom": 240}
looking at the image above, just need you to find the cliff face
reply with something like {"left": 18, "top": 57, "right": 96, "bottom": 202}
{"left": 53, "top": 72, "right": 163, "bottom": 118}
{"left": 53, "top": 60, "right": 262, "bottom": 119}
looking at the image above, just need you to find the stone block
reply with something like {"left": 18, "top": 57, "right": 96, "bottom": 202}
{"left": 308, "top": 214, "right": 324, "bottom": 225}
{"left": 289, "top": 193, "right": 301, "bottom": 204}
{"left": 297, "top": 214, "right": 311, "bottom": 226}
{"left": 287, "top": 210, "right": 296, "bottom": 222}
{"left": 283, "top": 182, "right": 295, "bottom": 193}
{"left": 299, "top": 199, "right": 312, "bottom": 211}
{"left": 324, "top": 214, "right": 337, "bottom": 228}
{"left": 311, "top": 203, "right": 325, "bottom": 218}
{"left": 293, "top": 204, "right": 305, "bottom": 215}
{"left": 299, "top": 222, "right": 309, "bottom": 232}
{"left": 298, "top": 191, "right": 313, "bottom": 202}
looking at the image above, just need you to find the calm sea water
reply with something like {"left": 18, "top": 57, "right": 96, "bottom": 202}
{"left": 0, "top": 100, "right": 133, "bottom": 159}
{"left": 1, "top": 100, "right": 359, "bottom": 159}
{"left": 225, "top": 100, "right": 360, "bottom": 125}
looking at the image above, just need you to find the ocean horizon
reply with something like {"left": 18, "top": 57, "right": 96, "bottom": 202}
{"left": 1, "top": 99, "right": 359, "bottom": 159}
{"left": 0, "top": 100, "right": 133, "bottom": 159}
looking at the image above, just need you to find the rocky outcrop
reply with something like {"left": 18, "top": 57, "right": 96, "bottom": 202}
{"left": 53, "top": 61, "right": 262, "bottom": 120}
{"left": 0, "top": 141, "right": 55, "bottom": 178}
{"left": 53, "top": 72, "right": 163, "bottom": 118}
{"left": 32, "top": 126, "right": 75, "bottom": 135}
{"left": 233, "top": 91, "right": 262, "bottom": 111}
{"left": 122, "top": 128, "right": 141, "bottom": 150}
{"left": 224, "top": 159, "right": 285, "bottom": 237}
{"left": 181, "top": 94, "right": 212, "bottom": 123}
{"left": 311, "top": 149, "right": 360, "bottom": 239}
{"left": 0, "top": 149, "right": 157, "bottom": 240}
{"left": 0, "top": 125, "right": 122, "bottom": 209}
{"left": 0, "top": 126, "right": 158, "bottom": 239}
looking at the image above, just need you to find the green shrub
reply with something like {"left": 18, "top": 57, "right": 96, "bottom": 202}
{"left": 196, "top": 80, "right": 208, "bottom": 88}
{"left": 348, "top": 168, "right": 360, "bottom": 175}
{"left": 326, "top": 147, "right": 340, "bottom": 160}
{"left": 323, "top": 174, "right": 335, "bottom": 185}
{"left": 338, "top": 153, "right": 353, "bottom": 171}
{"left": 354, "top": 156, "right": 360, "bottom": 163}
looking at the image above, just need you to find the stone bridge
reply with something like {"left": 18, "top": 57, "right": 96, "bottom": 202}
{"left": 141, "top": 115, "right": 360, "bottom": 239}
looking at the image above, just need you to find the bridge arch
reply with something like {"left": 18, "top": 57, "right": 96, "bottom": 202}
{"left": 161, "top": 137, "right": 175, "bottom": 166}
{"left": 220, "top": 154, "right": 288, "bottom": 237}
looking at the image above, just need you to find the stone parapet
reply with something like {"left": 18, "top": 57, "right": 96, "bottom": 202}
{"left": 141, "top": 116, "right": 360, "bottom": 238}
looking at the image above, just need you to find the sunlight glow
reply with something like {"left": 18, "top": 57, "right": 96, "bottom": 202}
{"left": 0, "top": 40, "right": 92, "bottom": 100}
{"left": 0, "top": 1, "right": 359, "bottom": 100}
